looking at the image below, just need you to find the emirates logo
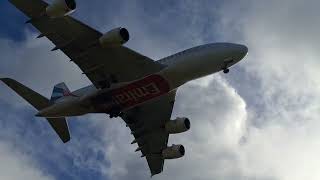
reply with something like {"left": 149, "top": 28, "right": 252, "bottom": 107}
{"left": 113, "top": 83, "right": 161, "bottom": 104}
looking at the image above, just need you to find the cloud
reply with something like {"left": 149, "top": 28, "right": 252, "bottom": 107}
{"left": 99, "top": 75, "right": 248, "bottom": 180}
{"left": 216, "top": 1, "right": 320, "bottom": 180}
{"left": 2, "top": 0, "right": 320, "bottom": 180}
{"left": 0, "top": 31, "right": 109, "bottom": 179}
{"left": 0, "top": 141, "right": 54, "bottom": 180}
{"left": 94, "top": 0, "right": 320, "bottom": 180}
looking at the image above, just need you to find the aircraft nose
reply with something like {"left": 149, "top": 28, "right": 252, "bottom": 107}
{"left": 234, "top": 44, "right": 248, "bottom": 61}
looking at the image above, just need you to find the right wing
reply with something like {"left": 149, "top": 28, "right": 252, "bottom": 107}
{"left": 9, "top": 0, "right": 165, "bottom": 88}
{"left": 121, "top": 91, "right": 176, "bottom": 176}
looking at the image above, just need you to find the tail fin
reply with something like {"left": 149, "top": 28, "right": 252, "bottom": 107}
{"left": 0, "top": 78, "right": 70, "bottom": 143}
{"left": 50, "top": 82, "right": 71, "bottom": 103}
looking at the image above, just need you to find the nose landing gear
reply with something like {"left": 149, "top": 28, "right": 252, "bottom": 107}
{"left": 222, "top": 59, "right": 233, "bottom": 74}
{"left": 223, "top": 68, "right": 230, "bottom": 74}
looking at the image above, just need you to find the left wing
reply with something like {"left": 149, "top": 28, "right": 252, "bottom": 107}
{"left": 121, "top": 91, "right": 176, "bottom": 176}
{"left": 9, "top": 0, "right": 165, "bottom": 88}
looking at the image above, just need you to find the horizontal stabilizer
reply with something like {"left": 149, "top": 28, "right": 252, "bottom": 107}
{"left": 47, "top": 118, "right": 70, "bottom": 143}
{"left": 0, "top": 78, "right": 70, "bottom": 143}
{"left": 0, "top": 78, "right": 49, "bottom": 110}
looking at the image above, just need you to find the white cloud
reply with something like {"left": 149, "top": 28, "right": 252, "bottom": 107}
{"left": 0, "top": 30, "right": 91, "bottom": 107}
{"left": 2, "top": 0, "right": 320, "bottom": 180}
{"left": 0, "top": 141, "right": 54, "bottom": 180}
{"left": 239, "top": 123, "right": 320, "bottom": 180}
{"left": 97, "top": 0, "right": 320, "bottom": 180}
{"left": 216, "top": 1, "right": 320, "bottom": 180}
{"left": 0, "top": 30, "right": 90, "bottom": 94}
{"left": 0, "top": 31, "right": 104, "bottom": 179}
{"left": 100, "top": 75, "right": 248, "bottom": 180}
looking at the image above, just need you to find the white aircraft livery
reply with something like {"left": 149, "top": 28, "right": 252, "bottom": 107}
{"left": 2, "top": 0, "right": 248, "bottom": 176}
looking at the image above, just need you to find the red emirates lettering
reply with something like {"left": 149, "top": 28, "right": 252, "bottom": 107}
{"left": 113, "top": 82, "right": 162, "bottom": 104}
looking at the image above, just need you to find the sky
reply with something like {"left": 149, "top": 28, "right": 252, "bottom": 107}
{"left": 0, "top": 0, "right": 320, "bottom": 180}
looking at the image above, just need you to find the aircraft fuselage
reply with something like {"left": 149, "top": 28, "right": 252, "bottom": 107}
{"left": 36, "top": 43, "right": 248, "bottom": 118}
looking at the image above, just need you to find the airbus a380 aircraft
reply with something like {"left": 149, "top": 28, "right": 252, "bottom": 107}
{"left": 2, "top": 0, "right": 248, "bottom": 176}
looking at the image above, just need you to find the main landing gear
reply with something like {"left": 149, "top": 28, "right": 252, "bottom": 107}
{"left": 109, "top": 106, "right": 122, "bottom": 118}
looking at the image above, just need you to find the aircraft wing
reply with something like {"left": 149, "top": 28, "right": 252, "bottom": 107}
{"left": 121, "top": 91, "right": 176, "bottom": 176}
{"left": 9, "top": 0, "right": 165, "bottom": 88}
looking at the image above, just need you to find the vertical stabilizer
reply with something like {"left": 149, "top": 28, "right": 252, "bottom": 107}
{"left": 50, "top": 82, "right": 72, "bottom": 103}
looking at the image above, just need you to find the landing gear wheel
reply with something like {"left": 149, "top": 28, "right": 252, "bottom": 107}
{"left": 109, "top": 112, "right": 121, "bottom": 118}
{"left": 109, "top": 107, "right": 121, "bottom": 118}
{"left": 223, "top": 68, "right": 230, "bottom": 74}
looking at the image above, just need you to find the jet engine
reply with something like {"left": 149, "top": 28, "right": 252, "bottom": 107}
{"left": 46, "top": 0, "right": 77, "bottom": 18}
{"left": 165, "top": 117, "right": 190, "bottom": 134}
{"left": 162, "top": 144, "right": 185, "bottom": 159}
{"left": 99, "top": 28, "right": 130, "bottom": 47}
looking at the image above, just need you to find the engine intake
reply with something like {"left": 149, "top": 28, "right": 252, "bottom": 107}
{"left": 46, "top": 0, "right": 77, "bottom": 18}
{"left": 99, "top": 28, "right": 130, "bottom": 47}
{"left": 165, "top": 117, "right": 190, "bottom": 134}
{"left": 162, "top": 144, "right": 185, "bottom": 159}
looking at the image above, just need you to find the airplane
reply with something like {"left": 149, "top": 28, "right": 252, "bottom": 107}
{"left": 1, "top": 0, "right": 248, "bottom": 176}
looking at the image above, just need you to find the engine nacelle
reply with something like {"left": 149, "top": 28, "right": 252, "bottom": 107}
{"left": 162, "top": 144, "right": 185, "bottom": 159}
{"left": 165, "top": 117, "right": 190, "bottom": 134}
{"left": 46, "top": 0, "right": 77, "bottom": 18}
{"left": 99, "top": 28, "right": 130, "bottom": 47}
